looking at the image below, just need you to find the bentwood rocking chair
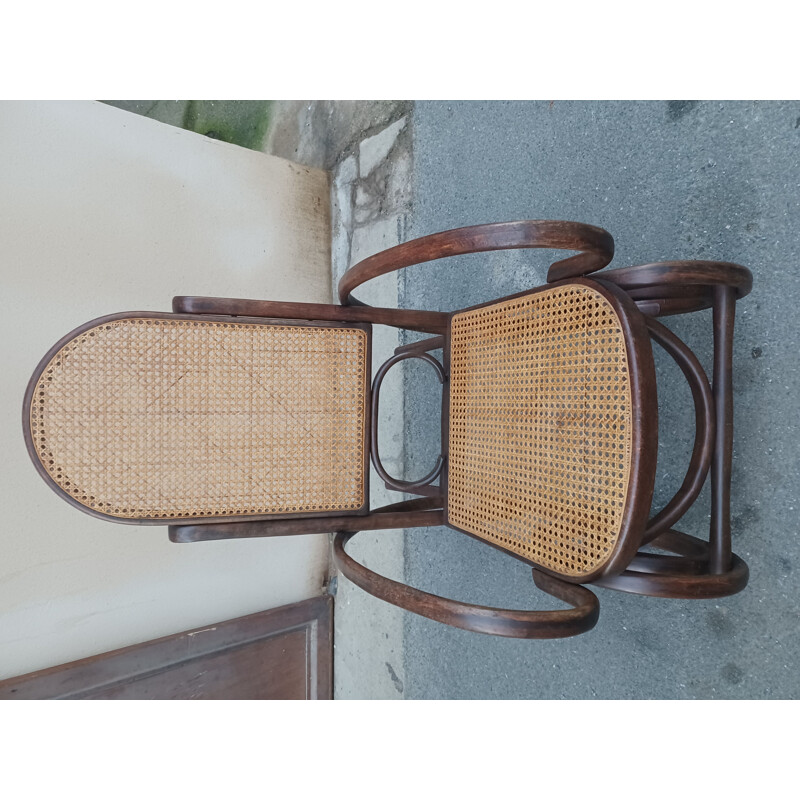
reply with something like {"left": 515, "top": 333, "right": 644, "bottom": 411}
{"left": 23, "top": 221, "right": 752, "bottom": 639}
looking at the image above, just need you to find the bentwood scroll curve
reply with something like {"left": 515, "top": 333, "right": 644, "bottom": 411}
{"left": 338, "top": 220, "right": 614, "bottom": 307}
{"left": 333, "top": 531, "right": 600, "bottom": 639}
{"left": 592, "top": 529, "right": 749, "bottom": 599}
{"left": 642, "top": 317, "right": 715, "bottom": 542}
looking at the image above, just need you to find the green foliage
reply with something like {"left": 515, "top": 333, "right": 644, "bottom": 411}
{"left": 181, "top": 101, "right": 272, "bottom": 150}
{"left": 101, "top": 100, "right": 273, "bottom": 151}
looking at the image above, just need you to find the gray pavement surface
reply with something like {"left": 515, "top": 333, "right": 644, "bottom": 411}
{"left": 401, "top": 100, "right": 800, "bottom": 699}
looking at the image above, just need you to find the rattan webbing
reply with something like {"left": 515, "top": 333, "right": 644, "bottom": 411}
{"left": 448, "top": 284, "right": 633, "bottom": 577}
{"left": 30, "top": 317, "right": 368, "bottom": 520}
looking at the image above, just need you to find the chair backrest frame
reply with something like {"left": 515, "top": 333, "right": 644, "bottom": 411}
{"left": 23, "top": 311, "right": 374, "bottom": 526}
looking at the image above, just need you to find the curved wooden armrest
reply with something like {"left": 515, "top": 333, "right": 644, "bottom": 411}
{"left": 600, "top": 260, "right": 753, "bottom": 317}
{"left": 592, "top": 529, "right": 749, "bottom": 599}
{"left": 338, "top": 220, "right": 614, "bottom": 306}
{"left": 333, "top": 531, "right": 599, "bottom": 639}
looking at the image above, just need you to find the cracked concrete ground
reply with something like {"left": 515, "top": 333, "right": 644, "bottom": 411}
{"left": 268, "top": 101, "right": 414, "bottom": 698}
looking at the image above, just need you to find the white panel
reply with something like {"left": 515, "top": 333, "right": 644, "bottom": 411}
{"left": 0, "top": 101, "right": 332, "bottom": 679}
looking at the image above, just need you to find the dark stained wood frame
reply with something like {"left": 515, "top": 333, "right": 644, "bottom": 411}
{"left": 169, "top": 497, "right": 444, "bottom": 542}
{"left": 370, "top": 349, "right": 446, "bottom": 495}
{"left": 338, "top": 219, "right": 615, "bottom": 306}
{"left": 22, "top": 311, "right": 373, "bottom": 526}
{"left": 174, "top": 295, "right": 447, "bottom": 335}
{"left": 326, "top": 227, "right": 753, "bottom": 620}
{"left": 334, "top": 530, "right": 600, "bottom": 639}
{"left": 640, "top": 317, "right": 715, "bottom": 542}
{"left": 0, "top": 596, "right": 333, "bottom": 700}
{"left": 592, "top": 529, "right": 749, "bottom": 599}
{"left": 22, "top": 220, "right": 754, "bottom": 638}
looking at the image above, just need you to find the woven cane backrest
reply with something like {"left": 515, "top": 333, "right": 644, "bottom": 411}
{"left": 447, "top": 283, "right": 634, "bottom": 578}
{"left": 27, "top": 315, "right": 368, "bottom": 522}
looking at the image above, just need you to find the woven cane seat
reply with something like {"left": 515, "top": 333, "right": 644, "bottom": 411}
{"left": 27, "top": 315, "right": 369, "bottom": 522}
{"left": 447, "top": 283, "right": 635, "bottom": 578}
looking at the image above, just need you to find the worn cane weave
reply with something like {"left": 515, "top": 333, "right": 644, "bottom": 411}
{"left": 448, "top": 284, "right": 633, "bottom": 577}
{"left": 29, "top": 317, "right": 368, "bottom": 520}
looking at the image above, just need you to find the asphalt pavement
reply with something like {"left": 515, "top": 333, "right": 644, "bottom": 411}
{"left": 400, "top": 100, "right": 800, "bottom": 699}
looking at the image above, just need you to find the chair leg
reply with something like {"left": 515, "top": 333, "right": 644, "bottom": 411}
{"left": 710, "top": 285, "right": 736, "bottom": 574}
